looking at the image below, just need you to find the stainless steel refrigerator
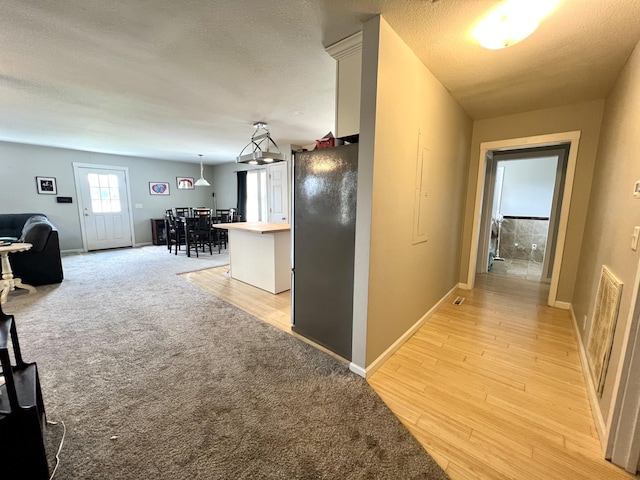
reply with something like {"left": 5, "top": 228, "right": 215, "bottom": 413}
{"left": 292, "top": 143, "right": 358, "bottom": 361}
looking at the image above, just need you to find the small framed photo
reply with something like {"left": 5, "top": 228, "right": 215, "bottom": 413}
{"left": 36, "top": 176, "right": 57, "bottom": 195}
{"left": 149, "top": 182, "right": 170, "bottom": 195}
{"left": 177, "top": 177, "right": 195, "bottom": 190}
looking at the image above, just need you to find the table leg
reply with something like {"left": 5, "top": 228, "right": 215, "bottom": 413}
{"left": 0, "top": 252, "right": 12, "bottom": 304}
{"left": 0, "top": 280, "right": 10, "bottom": 304}
{"left": 13, "top": 278, "right": 36, "bottom": 295}
{"left": 0, "top": 251, "right": 37, "bottom": 304}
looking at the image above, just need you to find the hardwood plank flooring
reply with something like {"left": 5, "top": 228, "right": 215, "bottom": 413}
{"left": 369, "top": 274, "right": 634, "bottom": 479}
{"left": 182, "top": 266, "right": 634, "bottom": 479}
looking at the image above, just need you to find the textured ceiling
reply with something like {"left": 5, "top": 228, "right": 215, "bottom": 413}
{"left": 1, "top": 0, "right": 639, "bottom": 164}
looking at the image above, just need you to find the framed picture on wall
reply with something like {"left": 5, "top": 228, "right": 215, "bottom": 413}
{"left": 149, "top": 182, "right": 170, "bottom": 195}
{"left": 36, "top": 176, "right": 57, "bottom": 195}
{"left": 176, "top": 177, "right": 195, "bottom": 190}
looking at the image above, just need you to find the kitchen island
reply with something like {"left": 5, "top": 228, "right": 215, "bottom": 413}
{"left": 213, "top": 222, "right": 291, "bottom": 294}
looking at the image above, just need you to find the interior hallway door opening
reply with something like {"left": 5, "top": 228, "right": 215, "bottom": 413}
{"left": 480, "top": 146, "right": 569, "bottom": 285}
{"left": 466, "top": 131, "right": 581, "bottom": 308}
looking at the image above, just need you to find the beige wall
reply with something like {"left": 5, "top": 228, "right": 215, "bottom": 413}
{"left": 361, "top": 17, "right": 472, "bottom": 366}
{"left": 572, "top": 39, "right": 640, "bottom": 419}
{"left": 460, "top": 100, "right": 605, "bottom": 302}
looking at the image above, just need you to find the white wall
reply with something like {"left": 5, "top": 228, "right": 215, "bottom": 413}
{"left": 0, "top": 141, "right": 214, "bottom": 250}
{"left": 498, "top": 156, "right": 558, "bottom": 217}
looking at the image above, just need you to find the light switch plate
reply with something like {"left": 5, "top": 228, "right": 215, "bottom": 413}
{"left": 632, "top": 226, "right": 640, "bottom": 251}
{"left": 634, "top": 180, "right": 640, "bottom": 198}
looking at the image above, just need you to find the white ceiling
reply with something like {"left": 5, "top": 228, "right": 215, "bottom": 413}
{"left": 2, "top": 0, "right": 639, "bottom": 164}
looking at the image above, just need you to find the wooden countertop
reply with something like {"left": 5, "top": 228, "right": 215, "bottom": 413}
{"left": 213, "top": 222, "right": 291, "bottom": 234}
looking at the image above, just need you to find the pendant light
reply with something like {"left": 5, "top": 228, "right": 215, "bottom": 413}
{"left": 236, "top": 122, "right": 286, "bottom": 165}
{"left": 194, "top": 154, "right": 210, "bottom": 186}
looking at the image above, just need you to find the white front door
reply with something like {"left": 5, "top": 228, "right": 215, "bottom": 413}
{"left": 268, "top": 163, "right": 288, "bottom": 223}
{"left": 75, "top": 164, "right": 133, "bottom": 251}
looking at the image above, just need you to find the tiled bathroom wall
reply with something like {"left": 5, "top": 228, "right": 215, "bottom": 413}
{"left": 498, "top": 217, "right": 549, "bottom": 262}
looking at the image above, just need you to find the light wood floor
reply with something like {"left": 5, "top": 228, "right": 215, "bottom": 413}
{"left": 369, "top": 274, "right": 634, "bottom": 479}
{"left": 180, "top": 266, "right": 346, "bottom": 362}
{"left": 182, "top": 267, "right": 634, "bottom": 479}
{"left": 181, "top": 265, "right": 292, "bottom": 332}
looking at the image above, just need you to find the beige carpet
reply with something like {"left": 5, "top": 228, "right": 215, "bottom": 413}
{"left": 5, "top": 246, "right": 448, "bottom": 479}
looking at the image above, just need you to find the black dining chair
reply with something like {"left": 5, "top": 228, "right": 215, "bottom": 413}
{"left": 193, "top": 210, "right": 213, "bottom": 255}
{"left": 165, "top": 211, "right": 186, "bottom": 255}
{"left": 183, "top": 216, "right": 202, "bottom": 257}
{"left": 173, "top": 207, "right": 192, "bottom": 218}
{"left": 193, "top": 207, "right": 212, "bottom": 217}
{"left": 213, "top": 210, "right": 231, "bottom": 250}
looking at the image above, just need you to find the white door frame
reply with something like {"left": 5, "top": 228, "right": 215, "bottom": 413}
{"left": 477, "top": 152, "right": 496, "bottom": 273}
{"left": 608, "top": 256, "right": 640, "bottom": 471}
{"left": 73, "top": 163, "right": 136, "bottom": 252}
{"left": 478, "top": 147, "right": 567, "bottom": 280}
{"left": 541, "top": 148, "right": 569, "bottom": 282}
{"left": 466, "top": 131, "right": 581, "bottom": 307}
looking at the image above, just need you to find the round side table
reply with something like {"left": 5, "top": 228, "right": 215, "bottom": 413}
{"left": 0, "top": 242, "right": 37, "bottom": 304}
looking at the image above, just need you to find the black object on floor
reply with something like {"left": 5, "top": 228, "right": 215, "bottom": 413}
{"left": 0, "top": 301, "right": 49, "bottom": 479}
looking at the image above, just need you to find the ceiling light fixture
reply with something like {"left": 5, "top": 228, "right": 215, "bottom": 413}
{"left": 236, "top": 122, "right": 285, "bottom": 166}
{"left": 472, "top": 0, "right": 558, "bottom": 50}
{"left": 194, "top": 154, "right": 211, "bottom": 186}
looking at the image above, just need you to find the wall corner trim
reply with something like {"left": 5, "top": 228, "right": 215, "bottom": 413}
{"left": 349, "top": 363, "right": 367, "bottom": 378}
{"left": 570, "top": 304, "right": 607, "bottom": 451}
{"left": 361, "top": 283, "right": 459, "bottom": 379}
{"left": 325, "top": 31, "right": 363, "bottom": 60}
{"left": 554, "top": 301, "right": 572, "bottom": 310}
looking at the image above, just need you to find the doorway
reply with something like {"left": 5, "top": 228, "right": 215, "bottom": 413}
{"left": 467, "top": 131, "right": 581, "bottom": 307}
{"left": 73, "top": 163, "right": 134, "bottom": 251}
{"left": 246, "top": 169, "right": 268, "bottom": 222}
{"left": 480, "top": 146, "right": 569, "bottom": 284}
{"left": 267, "top": 163, "right": 289, "bottom": 224}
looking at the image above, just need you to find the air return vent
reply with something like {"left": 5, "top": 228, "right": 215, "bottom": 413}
{"left": 452, "top": 296, "right": 465, "bottom": 306}
{"left": 587, "top": 265, "right": 623, "bottom": 396}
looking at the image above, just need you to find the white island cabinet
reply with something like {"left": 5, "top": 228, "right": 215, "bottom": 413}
{"left": 214, "top": 222, "right": 291, "bottom": 294}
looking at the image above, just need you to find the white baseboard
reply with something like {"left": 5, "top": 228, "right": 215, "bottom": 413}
{"left": 555, "top": 301, "right": 571, "bottom": 310}
{"left": 458, "top": 282, "right": 472, "bottom": 290}
{"left": 349, "top": 363, "right": 367, "bottom": 378}
{"left": 570, "top": 304, "right": 607, "bottom": 451}
{"left": 135, "top": 242, "right": 154, "bottom": 247}
{"left": 361, "top": 283, "right": 460, "bottom": 379}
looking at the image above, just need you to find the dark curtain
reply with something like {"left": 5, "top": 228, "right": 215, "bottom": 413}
{"left": 236, "top": 170, "right": 247, "bottom": 221}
